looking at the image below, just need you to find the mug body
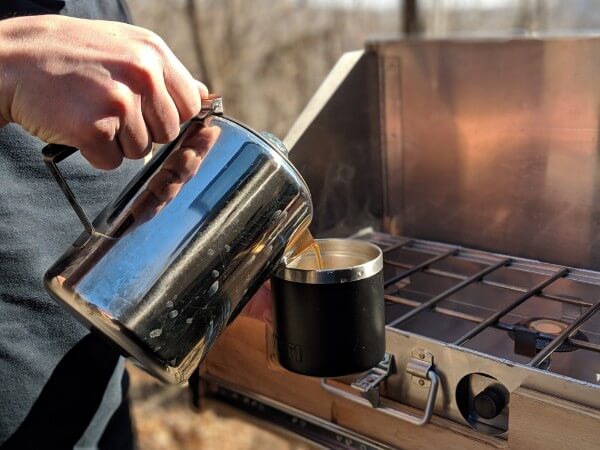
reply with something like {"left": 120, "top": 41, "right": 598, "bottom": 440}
{"left": 272, "top": 239, "right": 385, "bottom": 377}
{"left": 44, "top": 116, "right": 312, "bottom": 383}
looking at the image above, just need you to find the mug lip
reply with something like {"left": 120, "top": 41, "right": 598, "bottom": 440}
{"left": 274, "top": 238, "right": 383, "bottom": 285}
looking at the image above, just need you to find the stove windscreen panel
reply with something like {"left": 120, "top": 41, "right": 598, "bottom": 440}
{"left": 375, "top": 38, "right": 600, "bottom": 271}
{"left": 289, "top": 38, "right": 600, "bottom": 270}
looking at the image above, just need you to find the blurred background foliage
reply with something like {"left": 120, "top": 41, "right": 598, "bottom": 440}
{"left": 128, "top": 0, "right": 600, "bottom": 138}
{"left": 129, "top": 0, "right": 399, "bottom": 137}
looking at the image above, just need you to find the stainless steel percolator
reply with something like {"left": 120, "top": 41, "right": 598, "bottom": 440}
{"left": 43, "top": 97, "right": 313, "bottom": 383}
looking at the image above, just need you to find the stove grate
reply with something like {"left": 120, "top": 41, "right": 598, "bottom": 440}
{"left": 358, "top": 232, "right": 600, "bottom": 373}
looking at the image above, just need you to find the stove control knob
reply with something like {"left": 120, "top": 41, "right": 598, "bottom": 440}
{"left": 473, "top": 386, "right": 507, "bottom": 420}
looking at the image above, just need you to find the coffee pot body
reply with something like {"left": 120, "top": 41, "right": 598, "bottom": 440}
{"left": 43, "top": 99, "right": 313, "bottom": 383}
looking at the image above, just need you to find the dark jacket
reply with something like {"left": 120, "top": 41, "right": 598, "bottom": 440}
{"left": 0, "top": 1, "right": 140, "bottom": 449}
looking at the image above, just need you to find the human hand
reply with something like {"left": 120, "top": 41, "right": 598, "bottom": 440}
{"left": 242, "top": 281, "right": 273, "bottom": 328}
{"left": 0, "top": 15, "right": 207, "bottom": 169}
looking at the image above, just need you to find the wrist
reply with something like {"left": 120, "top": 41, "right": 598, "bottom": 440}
{"left": 0, "top": 17, "right": 25, "bottom": 126}
{"left": 0, "top": 19, "right": 15, "bottom": 127}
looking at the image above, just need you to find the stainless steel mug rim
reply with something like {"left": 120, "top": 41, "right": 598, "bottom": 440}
{"left": 275, "top": 238, "right": 383, "bottom": 284}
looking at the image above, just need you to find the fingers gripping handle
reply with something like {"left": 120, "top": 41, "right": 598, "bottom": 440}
{"left": 42, "top": 95, "right": 222, "bottom": 237}
{"left": 42, "top": 144, "right": 95, "bottom": 236}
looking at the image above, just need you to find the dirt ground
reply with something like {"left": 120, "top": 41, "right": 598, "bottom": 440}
{"left": 128, "top": 362, "right": 312, "bottom": 450}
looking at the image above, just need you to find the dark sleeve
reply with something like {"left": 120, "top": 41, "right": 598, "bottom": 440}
{"left": 0, "top": 0, "right": 133, "bottom": 24}
{"left": 0, "top": 0, "right": 66, "bottom": 19}
{"left": 117, "top": 0, "right": 133, "bottom": 24}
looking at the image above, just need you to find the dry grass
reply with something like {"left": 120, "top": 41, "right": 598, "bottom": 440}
{"left": 128, "top": 363, "right": 313, "bottom": 450}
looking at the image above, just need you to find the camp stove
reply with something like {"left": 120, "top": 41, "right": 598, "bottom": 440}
{"left": 199, "top": 36, "right": 600, "bottom": 449}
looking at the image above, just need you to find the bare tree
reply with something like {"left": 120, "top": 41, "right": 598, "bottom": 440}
{"left": 130, "top": 0, "right": 398, "bottom": 136}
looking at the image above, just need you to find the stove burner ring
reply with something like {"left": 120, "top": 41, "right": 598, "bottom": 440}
{"left": 529, "top": 318, "right": 566, "bottom": 335}
{"left": 509, "top": 317, "right": 587, "bottom": 353}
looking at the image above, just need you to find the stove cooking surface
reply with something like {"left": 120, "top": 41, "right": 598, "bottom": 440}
{"left": 357, "top": 232, "right": 600, "bottom": 385}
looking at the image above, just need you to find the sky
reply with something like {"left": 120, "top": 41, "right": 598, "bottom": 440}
{"left": 303, "top": 0, "right": 514, "bottom": 10}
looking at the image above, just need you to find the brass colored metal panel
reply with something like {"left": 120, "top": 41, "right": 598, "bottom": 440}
{"left": 373, "top": 38, "right": 600, "bottom": 269}
{"left": 379, "top": 54, "right": 403, "bottom": 235}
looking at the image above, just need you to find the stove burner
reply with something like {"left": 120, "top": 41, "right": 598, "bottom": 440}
{"left": 529, "top": 318, "right": 566, "bottom": 335}
{"left": 509, "top": 317, "right": 587, "bottom": 357}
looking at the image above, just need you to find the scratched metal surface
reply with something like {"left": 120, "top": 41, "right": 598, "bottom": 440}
{"left": 289, "top": 51, "right": 384, "bottom": 238}
{"left": 291, "top": 37, "right": 600, "bottom": 271}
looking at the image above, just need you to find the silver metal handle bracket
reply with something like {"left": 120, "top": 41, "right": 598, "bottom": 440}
{"left": 321, "top": 349, "right": 440, "bottom": 427}
{"left": 197, "top": 95, "right": 224, "bottom": 119}
{"left": 407, "top": 349, "right": 433, "bottom": 388}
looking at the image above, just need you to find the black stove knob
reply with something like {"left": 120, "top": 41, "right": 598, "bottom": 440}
{"left": 473, "top": 386, "right": 506, "bottom": 420}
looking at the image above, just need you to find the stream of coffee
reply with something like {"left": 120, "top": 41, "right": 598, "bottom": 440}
{"left": 290, "top": 229, "right": 324, "bottom": 270}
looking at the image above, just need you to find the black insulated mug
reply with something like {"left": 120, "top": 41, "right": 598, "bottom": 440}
{"left": 272, "top": 238, "right": 385, "bottom": 377}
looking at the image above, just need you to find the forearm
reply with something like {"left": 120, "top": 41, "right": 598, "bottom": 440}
{"left": 0, "top": 17, "right": 19, "bottom": 127}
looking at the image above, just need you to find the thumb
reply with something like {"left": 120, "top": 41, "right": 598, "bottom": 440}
{"left": 196, "top": 80, "right": 209, "bottom": 99}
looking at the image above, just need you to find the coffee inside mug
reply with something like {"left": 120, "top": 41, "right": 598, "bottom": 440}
{"left": 272, "top": 239, "right": 385, "bottom": 377}
{"left": 284, "top": 238, "right": 381, "bottom": 277}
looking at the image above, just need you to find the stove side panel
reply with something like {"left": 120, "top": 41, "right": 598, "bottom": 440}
{"left": 286, "top": 50, "right": 384, "bottom": 238}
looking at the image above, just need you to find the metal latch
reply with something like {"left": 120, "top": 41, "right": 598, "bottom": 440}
{"left": 321, "top": 349, "right": 440, "bottom": 427}
{"left": 351, "top": 352, "right": 394, "bottom": 407}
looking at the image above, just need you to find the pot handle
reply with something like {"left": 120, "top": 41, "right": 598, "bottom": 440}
{"left": 42, "top": 144, "right": 95, "bottom": 236}
{"left": 42, "top": 95, "right": 223, "bottom": 236}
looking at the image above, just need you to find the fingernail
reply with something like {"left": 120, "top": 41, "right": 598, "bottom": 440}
{"left": 196, "top": 80, "right": 209, "bottom": 98}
